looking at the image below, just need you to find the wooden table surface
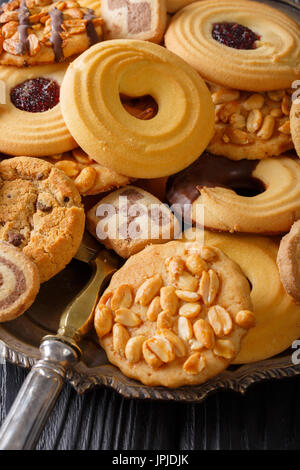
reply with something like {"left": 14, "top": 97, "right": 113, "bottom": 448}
{"left": 1, "top": 360, "right": 300, "bottom": 450}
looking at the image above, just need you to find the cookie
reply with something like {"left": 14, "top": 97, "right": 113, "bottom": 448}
{"left": 165, "top": 0, "right": 300, "bottom": 91}
{"left": 0, "top": 240, "right": 40, "bottom": 322}
{"left": 0, "top": 156, "right": 85, "bottom": 282}
{"left": 87, "top": 185, "right": 180, "bottom": 258}
{"left": 0, "top": 62, "right": 77, "bottom": 156}
{"left": 41, "top": 148, "right": 131, "bottom": 196}
{"left": 0, "top": 0, "right": 103, "bottom": 66}
{"left": 60, "top": 39, "right": 214, "bottom": 179}
{"left": 166, "top": 152, "right": 300, "bottom": 234}
{"left": 95, "top": 240, "right": 254, "bottom": 387}
{"left": 290, "top": 97, "right": 300, "bottom": 159}
{"left": 166, "top": 0, "right": 196, "bottom": 14}
{"left": 208, "top": 84, "right": 293, "bottom": 160}
{"left": 81, "top": 0, "right": 167, "bottom": 43}
{"left": 183, "top": 228, "right": 300, "bottom": 363}
{"left": 277, "top": 221, "right": 300, "bottom": 304}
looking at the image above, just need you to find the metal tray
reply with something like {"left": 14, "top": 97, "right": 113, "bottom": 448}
{"left": 1, "top": 0, "right": 300, "bottom": 403}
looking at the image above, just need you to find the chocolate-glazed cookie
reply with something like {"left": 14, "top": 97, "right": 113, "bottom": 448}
{"left": 166, "top": 152, "right": 300, "bottom": 234}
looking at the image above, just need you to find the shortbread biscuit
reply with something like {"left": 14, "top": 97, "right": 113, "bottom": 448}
{"left": 167, "top": 152, "right": 300, "bottom": 234}
{"left": 165, "top": 0, "right": 300, "bottom": 91}
{"left": 95, "top": 240, "right": 254, "bottom": 387}
{"left": 0, "top": 156, "right": 85, "bottom": 282}
{"left": 60, "top": 39, "right": 214, "bottom": 179}
{"left": 80, "top": 0, "right": 167, "bottom": 43}
{"left": 0, "top": 241, "right": 40, "bottom": 322}
{"left": 0, "top": 0, "right": 103, "bottom": 66}
{"left": 87, "top": 186, "right": 180, "bottom": 258}
{"left": 41, "top": 148, "right": 131, "bottom": 196}
{"left": 208, "top": 84, "right": 293, "bottom": 160}
{"left": 0, "top": 62, "right": 77, "bottom": 156}
{"left": 277, "top": 221, "right": 300, "bottom": 304}
{"left": 183, "top": 228, "right": 300, "bottom": 363}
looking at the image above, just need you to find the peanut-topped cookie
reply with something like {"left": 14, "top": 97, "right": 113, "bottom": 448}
{"left": 0, "top": 156, "right": 85, "bottom": 282}
{"left": 0, "top": 0, "right": 103, "bottom": 66}
{"left": 95, "top": 240, "right": 254, "bottom": 387}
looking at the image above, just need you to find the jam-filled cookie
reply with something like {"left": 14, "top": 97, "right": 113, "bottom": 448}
{"left": 60, "top": 39, "right": 214, "bottom": 179}
{"left": 208, "top": 84, "right": 293, "bottom": 160}
{"left": 81, "top": 0, "right": 167, "bottom": 44}
{"left": 0, "top": 240, "right": 40, "bottom": 322}
{"left": 87, "top": 186, "right": 180, "bottom": 258}
{"left": 183, "top": 228, "right": 300, "bottom": 363}
{"left": 0, "top": 156, "right": 85, "bottom": 282}
{"left": 277, "top": 220, "right": 300, "bottom": 304}
{"left": 166, "top": 152, "right": 300, "bottom": 234}
{"left": 95, "top": 240, "right": 254, "bottom": 387}
{"left": 0, "top": 62, "right": 76, "bottom": 156}
{"left": 0, "top": 0, "right": 103, "bottom": 66}
{"left": 165, "top": 0, "right": 300, "bottom": 91}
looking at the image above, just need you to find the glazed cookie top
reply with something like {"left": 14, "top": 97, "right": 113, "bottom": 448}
{"left": 0, "top": 156, "right": 85, "bottom": 282}
{"left": 165, "top": 0, "right": 300, "bottom": 91}
{"left": 0, "top": 0, "right": 104, "bottom": 66}
{"left": 95, "top": 240, "right": 254, "bottom": 387}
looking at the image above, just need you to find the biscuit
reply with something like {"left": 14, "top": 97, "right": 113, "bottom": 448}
{"left": 41, "top": 148, "right": 131, "bottom": 196}
{"left": 166, "top": 152, "right": 300, "bottom": 234}
{"left": 81, "top": 0, "right": 167, "bottom": 43}
{"left": 208, "top": 84, "right": 293, "bottom": 160}
{"left": 95, "top": 240, "right": 254, "bottom": 387}
{"left": 183, "top": 228, "right": 300, "bottom": 363}
{"left": 0, "top": 156, "right": 85, "bottom": 282}
{"left": 165, "top": 0, "right": 300, "bottom": 91}
{"left": 0, "top": 0, "right": 103, "bottom": 66}
{"left": 277, "top": 221, "right": 300, "bottom": 304}
{"left": 290, "top": 97, "right": 300, "bottom": 159}
{"left": 87, "top": 185, "right": 180, "bottom": 258}
{"left": 0, "top": 240, "right": 40, "bottom": 322}
{"left": 60, "top": 39, "right": 215, "bottom": 179}
{"left": 166, "top": 0, "right": 196, "bottom": 14}
{"left": 0, "top": 62, "right": 77, "bottom": 156}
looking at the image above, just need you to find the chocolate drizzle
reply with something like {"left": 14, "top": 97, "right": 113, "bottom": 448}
{"left": 84, "top": 9, "right": 99, "bottom": 46}
{"left": 16, "top": 0, "right": 30, "bottom": 55}
{"left": 0, "top": 255, "right": 26, "bottom": 309}
{"left": 50, "top": 7, "right": 64, "bottom": 63}
{"left": 166, "top": 152, "right": 265, "bottom": 209}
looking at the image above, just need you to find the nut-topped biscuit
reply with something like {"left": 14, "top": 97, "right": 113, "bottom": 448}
{"left": 208, "top": 84, "right": 293, "bottom": 160}
{"left": 87, "top": 185, "right": 180, "bottom": 258}
{"left": 0, "top": 240, "right": 40, "bottom": 322}
{"left": 0, "top": 156, "right": 85, "bottom": 282}
{"left": 0, "top": 0, "right": 103, "bottom": 66}
{"left": 95, "top": 240, "right": 254, "bottom": 387}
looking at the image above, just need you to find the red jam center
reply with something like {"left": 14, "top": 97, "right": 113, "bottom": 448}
{"left": 212, "top": 22, "right": 260, "bottom": 50}
{"left": 10, "top": 78, "right": 60, "bottom": 113}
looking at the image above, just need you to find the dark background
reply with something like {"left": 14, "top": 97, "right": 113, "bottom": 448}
{"left": 1, "top": 360, "right": 300, "bottom": 450}
{"left": 1, "top": 0, "right": 300, "bottom": 452}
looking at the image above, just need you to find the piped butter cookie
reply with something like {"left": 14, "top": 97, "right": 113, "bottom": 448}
{"left": 183, "top": 228, "right": 300, "bottom": 363}
{"left": 0, "top": 240, "right": 40, "bottom": 322}
{"left": 0, "top": 62, "right": 76, "bottom": 156}
{"left": 277, "top": 221, "right": 300, "bottom": 304}
{"left": 0, "top": 156, "right": 85, "bottom": 282}
{"left": 165, "top": 0, "right": 300, "bottom": 91}
{"left": 60, "top": 39, "right": 214, "bottom": 179}
{"left": 167, "top": 152, "right": 300, "bottom": 234}
{"left": 95, "top": 240, "right": 254, "bottom": 387}
{"left": 0, "top": 0, "right": 103, "bottom": 66}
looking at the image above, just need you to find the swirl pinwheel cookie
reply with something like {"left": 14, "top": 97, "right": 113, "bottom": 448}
{"left": 208, "top": 84, "right": 293, "bottom": 160}
{"left": 277, "top": 221, "right": 300, "bottom": 304}
{"left": 0, "top": 0, "right": 103, "bottom": 67}
{"left": 166, "top": 152, "right": 300, "bottom": 234}
{"left": 165, "top": 0, "right": 300, "bottom": 91}
{"left": 183, "top": 229, "right": 300, "bottom": 363}
{"left": 0, "top": 62, "right": 76, "bottom": 156}
{"left": 60, "top": 39, "right": 214, "bottom": 179}
{"left": 95, "top": 240, "right": 254, "bottom": 387}
{"left": 0, "top": 241, "right": 40, "bottom": 322}
{"left": 0, "top": 156, "right": 85, "bottom": 282}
